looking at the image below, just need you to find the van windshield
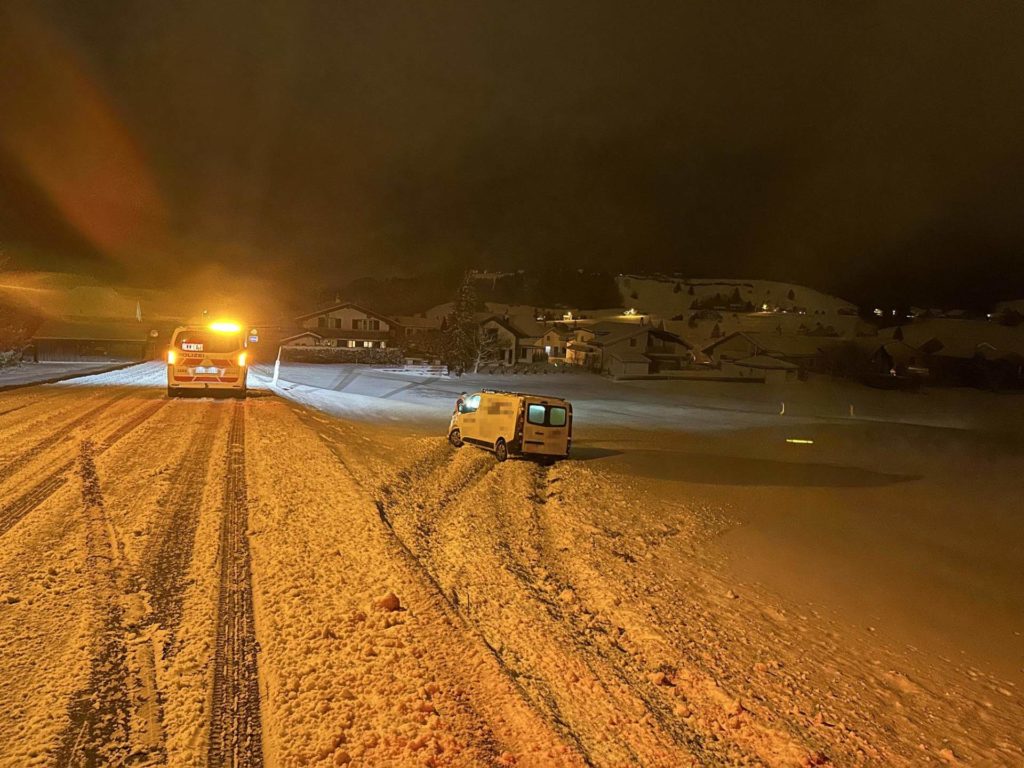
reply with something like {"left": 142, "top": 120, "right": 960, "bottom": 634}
{"left": 174, "top": 331, "right": 243, "bottom": 354}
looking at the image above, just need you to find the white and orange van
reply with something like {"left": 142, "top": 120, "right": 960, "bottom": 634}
{"left": 166, "top": 322, "right": 248, "bottom": 397}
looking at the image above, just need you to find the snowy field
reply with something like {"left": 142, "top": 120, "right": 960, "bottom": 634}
{"left": 258, "top": 361, "right": 1024, "bottom": 432}
{"left": 0, "top": 361, "right": 133, "bottom": 390}
{"left": 0, "top": 361, "right": 1021, "bottom": 766}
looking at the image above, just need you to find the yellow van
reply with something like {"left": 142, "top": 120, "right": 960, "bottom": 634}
{"left": 448, "top": 390, "right": 572, "bottom": 462}
{"left": 166, "top": 321, "right": 248, "bottom": 397}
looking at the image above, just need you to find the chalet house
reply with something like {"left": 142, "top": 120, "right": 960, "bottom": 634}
{"left": 393, "top": 315, "right": 443, "bottom": 339}
{"left": 703, "top": 331, "right": 840, "bottom": 373}
{"left": 287, "top": 302, "right": 395, "bottom": 350}
{"left": 536, "top": 325, "right": 574, "bottom": 362}
{"left": 883, "top": 320, "right": 1024, "bottom": 389}
{"left": 727, "top": 354, "right": 799, "bottom": 384}
{"left": 566, "top": 322, "right": 693, "bottom": 376}
{"left": 479, "top": 316, "right": 539, "bottom": 365}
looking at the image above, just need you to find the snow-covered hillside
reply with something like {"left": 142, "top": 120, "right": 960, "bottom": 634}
{"left": 617, "top": 276, "right": 857, "bottom": 318}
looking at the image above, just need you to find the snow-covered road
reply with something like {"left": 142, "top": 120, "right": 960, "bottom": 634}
{"left": 0, "top": 362, "right": 1021, "bottom": 766}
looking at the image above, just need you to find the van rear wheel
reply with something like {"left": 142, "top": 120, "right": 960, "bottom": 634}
{"left": 449, "top": 429, "right": 463, "bottom": 448}
{"left": 494, "top": 438, "right": 508, "bottom": 462}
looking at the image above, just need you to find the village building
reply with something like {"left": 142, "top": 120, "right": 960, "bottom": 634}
{"left": 288, "top": 302, "right": 396, "bottom": 350}
{"left": 479, "top": 316, "right": 539, "bottom": 365}
{"left": 727, "top": 354, "right": 799, "bottom": 384}
{"left": 702, "top": 331, "right": 841, "bottom": 374}
{"left": 881, "top": 319, "right": 1024, "bottom": 389}
{"left": 566, "top": 321, "right": 693, "bottom": 376}
{"left": 392, "top": 314, "right": 443, "bottom": 339}
{"left": 31, "top": 318, "right": 171, "bottom": 362}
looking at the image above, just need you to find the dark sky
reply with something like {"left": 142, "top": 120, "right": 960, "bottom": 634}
{"left": 2, "top": 1, "right": 1024, "bottom": 307}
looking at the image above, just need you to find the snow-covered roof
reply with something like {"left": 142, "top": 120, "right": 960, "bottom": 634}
{"left": 481, "top": 315, "right": 532, "bottom": 338}
{"left": 393, "top": 315, "right": 441, "bottom": 329}
{"left": 607, "top": 348, "right": 651, "bottom": 364}
{"left": 884, "top": 319, "right": 1024, "bottom": 359}
{"left": 32, "top": 318, "right": 159, "bottom": 342}
{"left": 587, "top": 321, "right": 652, "bottom": 345}
{"left": 279, "top": 330, "right": 323, "bottom": 344}
{"left": 294, "top": 301, "right": 396, "bottom": 325}
{"left": 703, "top": 331, "right": 841, "bottom": 357}
{"left": 733, "top": 354, "right": 799, "bottom": 370}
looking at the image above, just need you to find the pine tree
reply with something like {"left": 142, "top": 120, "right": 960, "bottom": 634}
{"left": 445, "top": 273, "right": 485, "bottom": 374}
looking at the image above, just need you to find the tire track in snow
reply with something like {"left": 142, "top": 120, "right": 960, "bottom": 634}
{"left": 56, "top": 440, "right": 165, "bottom": 767}
{"left": 296, "top": 414, "right": 532, "bottom": 765}
{"left": 208, "top": 400, "right": 264, "bottom": 768}
{"left": 376, "top": 452, "right": 712, "bottom": 765}
{"left": 367, "top": 444, "right": 609, "bottom": 765}
{"left": 144, "top": 404, "right": 225, "bottom": 652}
{"left": 0, "top": 390, "right": 130, "bottom": 480}
{"left": 513, "top": 465, "right": 717, "bottom": 762}
{"left": 0, "top": 398, "right": 168, "bottom": 540}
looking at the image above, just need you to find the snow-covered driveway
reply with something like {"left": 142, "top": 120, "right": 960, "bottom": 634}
{"left": 0, "top": 362, "right": 1020, "bottom": 766}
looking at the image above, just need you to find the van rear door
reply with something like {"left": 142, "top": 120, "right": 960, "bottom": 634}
{"left": 521, "top": 399, "right": 571, "bottom": 456}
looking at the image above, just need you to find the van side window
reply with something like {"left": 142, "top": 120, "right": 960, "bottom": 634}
{"left": 527, "top": 404, "right": 546, "bottom": 425}
{"left": 461, "top": 394, "right": 481, "bottom": 413}
{"left": 548, "top": 407, "right": 567, "bottom": 427}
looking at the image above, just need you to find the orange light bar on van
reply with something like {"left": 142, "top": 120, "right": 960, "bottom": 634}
{"left": 167, "top": 349, "right": 177, "bottom": 365}
{"left": 237, "top": 351, "right": 247, "bottom": 367}
{"left": 209, "top": 321, "right": 241, "bottom": 333}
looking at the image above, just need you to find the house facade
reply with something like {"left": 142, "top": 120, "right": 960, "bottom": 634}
{"left": 291, "top": 302, "right": 395, "bottom": 349}
{"left": 566, "top": 322, "right": 693, "bottom": 375}
{"left": 479, "top": 316, "right": 538, "bottom": 364}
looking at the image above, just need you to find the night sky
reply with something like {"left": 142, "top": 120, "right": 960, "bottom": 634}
{"left": 2, "top": 1, "right": 1024, "bottom": 307}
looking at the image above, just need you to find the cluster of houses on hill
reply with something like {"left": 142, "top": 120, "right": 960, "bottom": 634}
{"left": 24, "top": 293, "right": 1024, "bottom": 390}
{"left": 275, "top": 301, "right": 696, "bottom": 376}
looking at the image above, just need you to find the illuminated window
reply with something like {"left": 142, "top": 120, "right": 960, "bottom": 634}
{"left": 549, "top": 407, "right": 567, "bottom": 427}
{"left": 527, "top": 404, "right": 546, "bottom": 425}
{"left": 347, "top": 340, "right": 356, "bottom": 348}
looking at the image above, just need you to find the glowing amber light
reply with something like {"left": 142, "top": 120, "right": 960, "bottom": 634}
{"left": 209, "top": 321, "right": 241, "bottom": 333}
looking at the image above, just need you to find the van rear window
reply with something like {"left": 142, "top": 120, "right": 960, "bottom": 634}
{"left": 527, "top": 404, "right": 546, "bottom": 425}
{"left": 527, "top": 404, "right": 568, "bottom": 427}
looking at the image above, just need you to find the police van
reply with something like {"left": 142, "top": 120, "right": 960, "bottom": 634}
{"left": 166, "top": 321, "right": 248, "bottom": 397}
{"left": 448, "top": 390, "right": 572, "bottom": 462}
